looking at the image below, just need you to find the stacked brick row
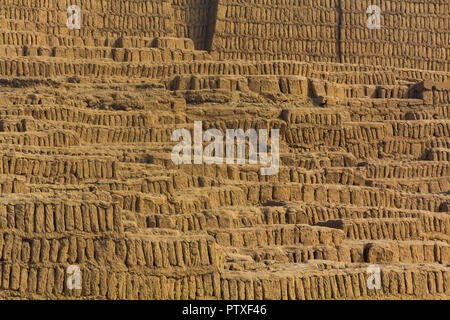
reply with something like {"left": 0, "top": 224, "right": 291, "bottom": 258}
{"left": 239, "top": 183, "right": 448, "bottom": 213}
{"left": 0, "top": 154, "right": 117, "bottom": 181}
{"left": 0, "top": 264, "right": 221, "bottom": 299}
{"left": 240, "top": 240, "right": 449, "bottom": 265}
{"left": 218, "top": 267, "right": 449, "bottom": 300}
{"left": 209, "top": 224, "right": 345, "bottom": 247}
{"left": 0, "top": 57, "right": 447, "bottom": 84}
{"left": 0, "top": 263, "right": 447, "bottom": 299}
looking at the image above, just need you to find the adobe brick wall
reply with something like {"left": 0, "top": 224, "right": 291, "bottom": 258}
{"left": 1, "top": 0, "right": 447, "bottom": 70}
{"left": 209, "top": 0, "right": 449, "bottom": 71}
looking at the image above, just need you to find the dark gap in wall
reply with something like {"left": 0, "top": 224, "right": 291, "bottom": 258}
{"left": 171, "top": 0, "right": 217, "bottom": 51}
{"left": 336, "top": 0, "right": 343, "bottom": 63}
{"left": 204, "top": 0, "right": 219, "bottom": 52}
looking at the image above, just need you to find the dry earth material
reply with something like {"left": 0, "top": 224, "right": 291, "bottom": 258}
{"left": 0, "top": 0, "right": 448, "bottom": 299}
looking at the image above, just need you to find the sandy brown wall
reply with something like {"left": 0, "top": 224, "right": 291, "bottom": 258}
{"left": 209, "top": 0, "right": 449, "bottom": 71}
{"left": 210, "top": 0, "right": 341, "bottom": 62}
{"left": 0, "top": 0, "right": 175, "bottom": 38}
{"left": 171, "top": 0, "right": 215, "bottom": 50}
{"left": 1, "top": 0, "right": 448, "bottom": 70}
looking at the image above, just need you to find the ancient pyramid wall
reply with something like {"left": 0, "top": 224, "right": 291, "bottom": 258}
{"left": 210, "top": 0, "right": 341, "bottom": 62}
{"left": 0, "top": 0, "right": 448, "bottom": 301}
{"left": 1, "top": 0, "right": 448, "bottom": 70}
{"left": 210, "top": 0, "right": 449, "bottom": 71}
{"left": 339, "top": 0, "right": 449, "bottom": 71}
{"left": 0, "top": 0, "right": 175, "bottom": 38}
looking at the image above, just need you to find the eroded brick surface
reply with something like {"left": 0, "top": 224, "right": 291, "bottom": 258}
{"left": 0, "top": 0, "right": 448, "bottom": 300}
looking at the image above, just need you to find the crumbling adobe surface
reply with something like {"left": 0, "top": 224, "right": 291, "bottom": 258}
{"left": 0, "top": 0, "right": 448, "bottom": 299}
